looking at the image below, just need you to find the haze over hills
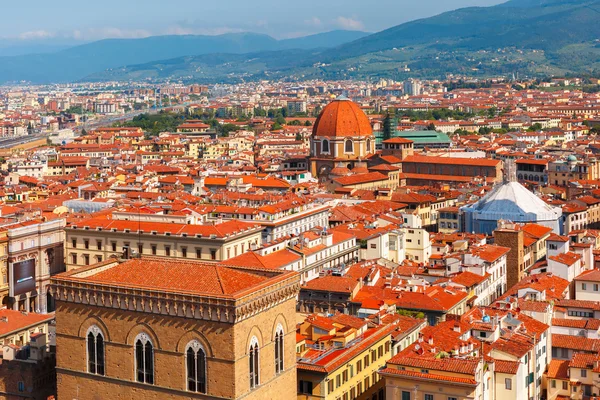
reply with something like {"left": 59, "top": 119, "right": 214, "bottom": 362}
{"left": 87, "top": 0, "right": 600, "bottom": 83}
{"left": 3, "top": 0, "right": 600, "bottom": 84}
{"left": 323, "top": 0, "right": 600, "bottom": 61}
{"left": 0, "top": 30, "right": 369, "bottom": 83}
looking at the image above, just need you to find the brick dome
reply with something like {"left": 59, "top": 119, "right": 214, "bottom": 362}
{"left": 313, "top": 97, "right": 373, "bottom": 138}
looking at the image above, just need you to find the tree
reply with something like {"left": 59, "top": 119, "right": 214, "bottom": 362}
{"left": 295, "top": 132, "right": 303, "bottom": 141}
{"left": 383, "top": 113, "right": 393, "bottom": 141}
{"left": 271, "top": 123, "right": 283, "bottom": 131}
{"left": 304, "top": 120, "right": 312, "bottom": 127}
{"left": 487, "top": 106, "right": 498, "bottom": 118}
{"left": 81, "top": 128, "right": 88, "bottom": 136}
{"left": 275, "top": 114, "right": 286, "bottom": 126}
{"left": 426, "top": 123, "right": 436, "bottom": 131}
{"left": 527, "top": 123, "right": 543, "bottom": 132}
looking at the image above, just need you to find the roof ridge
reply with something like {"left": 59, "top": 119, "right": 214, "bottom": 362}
{"left": 214, "top": 266, "right": 227, "bottom": 294}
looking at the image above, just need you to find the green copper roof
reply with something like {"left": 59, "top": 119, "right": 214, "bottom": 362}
{"left": 375, "top": 130, "right": 451, "bottom": 145}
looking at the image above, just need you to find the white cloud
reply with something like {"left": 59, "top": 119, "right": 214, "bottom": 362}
{"left": 304, "top": 17, "right": 322, "bottom": 27}
{"left": 334, "top": 16, "right": 364, "bottom": 31}
{"left": 18, "top": 30, "right": 55, "bottom": 40}
{"left": 163, "top": 26, "right": 244, "bottom": 36}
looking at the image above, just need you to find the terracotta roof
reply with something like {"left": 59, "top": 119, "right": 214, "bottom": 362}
{"left": 547, "top": 359, "right": 570, "bottom": 379}
{"left": 313, "top": 98, "right": 373, "bottom": 138}
{"left": 552, "top": 334, "right": 600, "bottom": 352}
{"left": 0, "top": 310, "right": 54, "bottom": 337}
{"left": 78, "top": 258, "right": 275, "bottom": 297}
{"left": 379, "top": 367, "right": 477, "bottom": 385}
{"left": 402, "top": 155, "right": 501, "bottom": 167}
{"left": 302, "top": 276, "right": 359, "bottom": 294}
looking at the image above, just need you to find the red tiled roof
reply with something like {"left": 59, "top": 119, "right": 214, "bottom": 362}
{"left": 379, "top": 367, "right": 477, "bottom": 385}
{"left": 553, "top": 334, "right": 600, "bottom": 352}
{"left": 547, "top": 359, "right": 569, "bottom": 379}
{"left": 0, "top": 310, "right": 54, "bottom": 337}
{"left": 80, "top": 258, "right": 274, "bottom": 296}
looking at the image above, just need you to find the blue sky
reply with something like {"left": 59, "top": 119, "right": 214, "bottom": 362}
{"left": 2, "top": 0, "right": 503, "bottom": 41}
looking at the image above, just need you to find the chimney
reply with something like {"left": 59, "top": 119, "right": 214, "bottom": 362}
{"left": 428, "top": 336, "right": 434, "bottom": 345}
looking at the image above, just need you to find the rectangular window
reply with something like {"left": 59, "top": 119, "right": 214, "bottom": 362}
{"left": 595, "top": 284, "right": 599, "bottom": 292}
{"left": 72, "top": 238, "right": 77, "bottom": 248}
{"left": 505, "top": 378, "right": 512, "bottom": 390}
{"left": 425, "top": 395, "right": 434, "bottom": 400}
{"left": 111, "top": 242, "right": 117, "bottom": 252}
{"left": 71, "top": 254, "right": 77, "bottom": 265}
{"left": 298, "top": 380, "right": 313, "bottom": 395}
{"left": 551, "top": 380, "right": 556, "bottom": 388}
{"left": 96, "top": 241, "right": 102, "bottom": 250}
{"left": 328, "top": 380, "right": 334, "bottom": 393}
{"left": 196, "top": 248, "right": 202, "bottom": 259}
{"left": 401, "top": 391, "right": 410, "bottom": 400}
{"left": 182, "top": 247, "right": 187, "bottom": 258}
{"left": 211, "top": 250, "right": 217, "bottom": 260}
{"left": 583, "top": 283, "right": 587, "bottom": 290}
{"left": 84, "top": 254, "right": 90, "bottom": 266}
{"left": 84, "top": 240, "right": 89, "bottom": 249}
{"left": 151, "top": 245, "right": 157, "bottom": 255}
{"left": 342, "top": 370, "right": 348, "bottom": 383}
{"left": 165, "top": 246, "right": 171, "bottom": 257}
{"left": 563, "top": 381, "right": 568, "bottom": 390}
{"left": 357, "top": 360, "right": 362, "bottom": 373}
{"left": 378, "top": 345, "right": 383, "bottom": 358}
{"left": 581, "top": 369, "right": 587, "bottom": 378}
{"left": 364, "top": 355, "right": 370, "bottom": 367}
{"left": 336, "top": 375, "right": 341, "bottom": 388}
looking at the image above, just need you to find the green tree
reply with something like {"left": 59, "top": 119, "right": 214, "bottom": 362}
{"left": 275, "top": 114, "right": 286, "bottom": 126}
{"left": 527, "top": 123, "right": 543, "bottom": 132}
{"left": 426, "top": 123, "right": 436, "bottom": 131}
{"left": 295, "top": 132, "right": 303, "bottom": 141}
{"left": 271, "top": 123, "right": 283, "bottom": 131}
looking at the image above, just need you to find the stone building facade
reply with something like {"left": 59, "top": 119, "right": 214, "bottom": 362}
{"left": 51, "top": 257, "right": 300, "bottom": 400}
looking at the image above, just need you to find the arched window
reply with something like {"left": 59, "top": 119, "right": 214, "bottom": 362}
{"left": 274, "top": 324, "right": 284, "bottom": 374}
{"left": 366, "top": 139, "right": 371, "bottom": 153}
{"left": 322, "top": 139, "right": 330, "bottom": 153}
{"left": 87, "top": 326, "right": 105, "bottom": 375}
{"left": 135, "top": 333, "right": 154, "bottom": 384}
{"left": 249, "top": 336, "right": 259, "bottom": 389}
{"left": 345, "top": 139, "right": 354, "bottom": 153}
{"left": 186, "top": 340, "right": 207, "bottom": 393}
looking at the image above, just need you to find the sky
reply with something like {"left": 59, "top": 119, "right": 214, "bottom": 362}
{"left": 1, "top": 0, "right": 504, "bottom": 42}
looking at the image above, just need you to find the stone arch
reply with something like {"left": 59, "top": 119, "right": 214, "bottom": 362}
{"left": 271, "top": 313, "right": 290, "bottom": 341}
{"left": 125, "top": 323, "right": 160, "bottom": 350}
{"left": 78, "top": 316, "right": 111, "bottom": 342}
{"left": 245, "top": 326, "right": 264, "bottom": 353}
{"left": 175, "top": 330, "right": 214, "bottom": 357}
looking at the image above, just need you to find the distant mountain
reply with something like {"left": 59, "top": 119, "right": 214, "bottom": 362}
{"left": 87, "top": 0, "right": 600, "bottom": 82}
{"left": 278, "top": 30, "right": 369, "bottom": 50}
{"left": 323, "top": 0, "right": 600, "bottom": 61}
{"left": 0, "top": 30, "right": 367, "bottom": 83}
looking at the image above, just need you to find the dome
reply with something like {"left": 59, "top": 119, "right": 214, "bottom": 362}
{"left": 567, "top": 155, "right": 578, "bottom": 162}
{"left": 466, "top": 181, "right": 562, "bottom": 222}
{"left": 313, "top": 97, "right": 373, "bottom": 138}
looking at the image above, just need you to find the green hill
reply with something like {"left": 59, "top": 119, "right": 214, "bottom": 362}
{"left": 0, "top": 30, "right": 368, "bottom": 83}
